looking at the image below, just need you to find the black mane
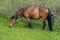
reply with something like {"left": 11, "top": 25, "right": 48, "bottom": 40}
{"left": 11, "top": 8, "right": 23, "bottom": 19}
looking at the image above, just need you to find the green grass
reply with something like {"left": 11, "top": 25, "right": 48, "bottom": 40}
{"left": 0, "top": 0, "right": 60, "bottom": 17}
{"left": 0, "top": 0, "right": 60, "bottom": 40}
{"left": 0, "top": 17, "right": 60, "bottom": 40}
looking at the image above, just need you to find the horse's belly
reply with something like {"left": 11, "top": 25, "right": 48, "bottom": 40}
{"left": 32, "top": 15, "right": 40, "bottom": 19}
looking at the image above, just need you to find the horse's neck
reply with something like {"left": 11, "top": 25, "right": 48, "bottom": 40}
{"left": 13, "top": 13, "right": 18, "bottom": 19}
{"left": 18, "top": 9, "right": 24, "bottom": 18}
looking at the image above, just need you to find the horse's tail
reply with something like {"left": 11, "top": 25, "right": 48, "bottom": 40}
{"left": 51, "top": 13, "right": 54, "bottom": 26}
{"left": 47, "top": 8, "right": 54, "bottom": 31}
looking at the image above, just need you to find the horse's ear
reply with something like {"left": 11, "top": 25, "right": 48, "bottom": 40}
{"left": 10, "top": 16, "right": 14, "bottom": 19}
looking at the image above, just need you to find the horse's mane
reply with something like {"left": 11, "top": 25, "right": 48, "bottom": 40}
{"left": 11, "top": 6, "right": 34, "bottom": 19}
{"left": 11, "top": 8, "right": 24, "bottom": 19}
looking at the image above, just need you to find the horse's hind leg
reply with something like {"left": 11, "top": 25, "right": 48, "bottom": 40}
{"left": 41, "top": 18, "right": 46, "bottom": 30}
{"left": 26, "top": 18, "right": 32, "bottom": 29}
{"left": 42, "top": 21, "right": 46, "bottom": 30}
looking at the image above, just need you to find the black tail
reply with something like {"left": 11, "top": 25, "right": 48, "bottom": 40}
{"left": 47, "top": 8, "right": 54, "bottom": 31}
{"left": 51, "top": 13, "right": 54, "bottom": 26}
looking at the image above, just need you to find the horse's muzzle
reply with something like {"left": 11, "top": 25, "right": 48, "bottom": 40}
{"left": 9, "top": 25, "right": 12, "bottom": 28}
{"left": 9, "top": 24, "right": 13, "bottom": 28}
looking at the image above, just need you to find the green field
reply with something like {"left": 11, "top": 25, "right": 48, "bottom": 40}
{"left": 0, "top": 0, "right": 60, "bottom": 40}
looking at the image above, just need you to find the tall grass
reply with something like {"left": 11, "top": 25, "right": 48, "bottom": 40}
{"left": 0, "top": 0, "right": 60, "bottom": 22}
{"left": 0, "top": 0, "right": 60, "bottom": 16}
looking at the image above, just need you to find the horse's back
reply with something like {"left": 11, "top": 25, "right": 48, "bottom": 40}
{"left": 23, "top": 6, "right": 49, "bottom": 19}
{"left": 24, "top": 6, "right": 40, "bottom": 19}
{"left": 39, "top": 7, "right": 48, "bottom": 13}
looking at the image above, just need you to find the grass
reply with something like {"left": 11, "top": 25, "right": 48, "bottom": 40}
{"left": 0, "top": 0, "right": 60, "bottom": 17}
{"left": 0, "top": 17, "right": 60, "bottom": 40}
{"left": 0, "top": 0, "right": 60, "bottom": 40}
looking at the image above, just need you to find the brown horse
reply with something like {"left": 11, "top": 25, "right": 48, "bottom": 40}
{"left": 9, "top": 6, "right": 54, "bottom": 31}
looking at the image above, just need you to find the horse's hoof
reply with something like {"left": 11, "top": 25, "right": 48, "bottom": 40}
{"left": 42, "top": 28, "right": 44, "bottom": 30}
{"left": 29, "top": 27, "right": 31, "bottom": 29}
{"left": 29, "top": 27, "right": 33, "bottom": 29}
{"left": 49, "top": 30, "right": 53, "bottom": 31}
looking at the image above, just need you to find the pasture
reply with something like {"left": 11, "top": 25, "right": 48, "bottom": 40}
{"left": 0, "top": 0, "right": 60, "bottom": 40}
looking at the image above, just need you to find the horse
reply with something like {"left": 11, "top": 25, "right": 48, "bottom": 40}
{"left": 9, "top": 6, "right": 54, "bottom": 31}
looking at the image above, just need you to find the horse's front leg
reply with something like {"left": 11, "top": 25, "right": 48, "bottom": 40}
{"left": 26, "top": 18, "right": 32, "bottom": 29}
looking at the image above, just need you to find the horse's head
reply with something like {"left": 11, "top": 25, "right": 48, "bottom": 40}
{"left": 9, "top": 16, "right": 17, "bottom": 27}
{"left": 9, "top": 8, "right": 24, "bottom": 28}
